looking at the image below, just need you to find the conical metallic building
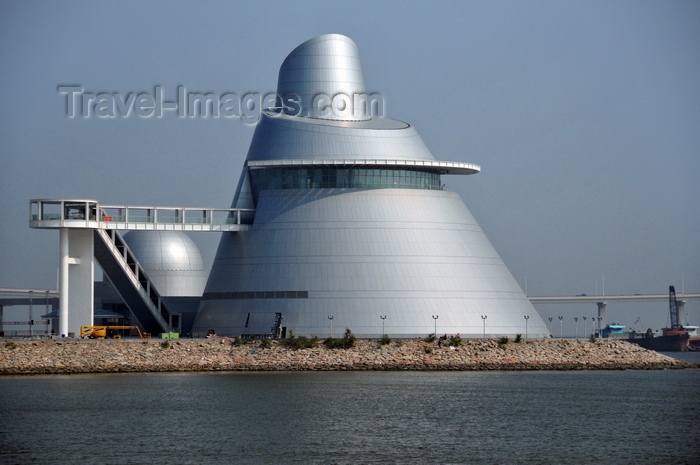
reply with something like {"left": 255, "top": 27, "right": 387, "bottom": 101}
{"left": 192, "top": 34, "right": 549, "bottom": 339}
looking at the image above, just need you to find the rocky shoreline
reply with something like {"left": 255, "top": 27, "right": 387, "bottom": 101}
{"left": 1, "top": 337, "right": 695, "bottom": 375}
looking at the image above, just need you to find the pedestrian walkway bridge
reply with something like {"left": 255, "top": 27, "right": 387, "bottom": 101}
{"left": 30, "top": 199, "right": 254, "bottom": 232}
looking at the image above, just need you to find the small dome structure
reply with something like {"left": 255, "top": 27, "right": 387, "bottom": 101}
{"left": 122, "top": 231, "right": 207, "bottom": 297}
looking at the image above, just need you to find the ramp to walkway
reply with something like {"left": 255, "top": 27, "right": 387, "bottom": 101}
{"left": 93, "top": 229, "right": 171, "bottom": 335}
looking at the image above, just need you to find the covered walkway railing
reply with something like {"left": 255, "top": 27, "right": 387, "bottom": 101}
{"left": 29, "top": 199, "right": 254, "bottom": 232}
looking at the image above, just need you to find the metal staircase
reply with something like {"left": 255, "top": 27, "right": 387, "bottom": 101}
{"left": 93, "top": 229, "right": 171, "bottom": 335}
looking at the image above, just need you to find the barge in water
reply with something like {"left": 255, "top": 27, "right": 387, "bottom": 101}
{"left": 628, "top": 328, "right": 690, "bottom": 352}
{"left": 627, "top": 286, "right": 694, "bottom": 352}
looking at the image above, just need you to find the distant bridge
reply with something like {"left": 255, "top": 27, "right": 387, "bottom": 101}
{"left": 528, "top": 294, "right": 700, "bottom": 304}
{"left": 528, "top": 293, "right": 700, "bottom": 332}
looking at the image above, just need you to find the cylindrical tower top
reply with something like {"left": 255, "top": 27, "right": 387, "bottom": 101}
{"left": 277, "top": 34, "right": 368, "bottom": 121}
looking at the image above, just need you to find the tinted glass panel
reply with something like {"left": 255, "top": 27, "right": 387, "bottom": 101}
{"left": 249, "top": 166, "right": 442, "bottom": 204}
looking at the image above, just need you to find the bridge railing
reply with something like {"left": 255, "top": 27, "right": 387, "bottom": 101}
{"left": 29, "top": 199, "right": 255, "bottom": 229}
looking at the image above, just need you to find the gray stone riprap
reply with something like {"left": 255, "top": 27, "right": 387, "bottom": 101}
{"left": 0, "top": 339, "right": 694, "bottom": 375}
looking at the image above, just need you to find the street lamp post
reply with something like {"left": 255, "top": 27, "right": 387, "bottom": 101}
{"left": 574, "top": 317, "right": 579, "bottom": 340}
{"left": 481, "top": 315, "right": 487, "bottom": 339}
{"left": 380, "top": 315, "right": 386, "bottom": 337}
{"left": 592, "top": 316, "right": 597, "bottom": 338}
{"left": 558, "top": 316, "right": 563, "bottom": 339}
{"left": 45, "top": 290, "right": 50, "bottom": 335}
{"left": 432, "top": 315, "right": 438, "bottom": 337}
{"left": 548, "top": 317, "right": 553, "bottom": 337}
{"left": 524, "top": 315, "right": 529, "bottom": 340}
{"left": 28, "top": 290, "right": 33, "bottom": 337}
{"left": 583, "top": 316, "right": 587, "bottom": 338}
{"left": 328, "top": 315, "right": 334, "bottom": 339}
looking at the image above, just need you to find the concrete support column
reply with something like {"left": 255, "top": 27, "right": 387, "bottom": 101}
{"left": 58, "top": 228, "right": 94, "bottom": 337}
{"left": 68, "top": 229, "right": 94, "bottom": 337}
{"left": 596, "top": 302, "right": 607, "bottom": 335}
{"left": 59, "top": 228, "right": 70, "bottom": 337}
{"left": 677, "top": 301, "right": 687, "bottom": 326}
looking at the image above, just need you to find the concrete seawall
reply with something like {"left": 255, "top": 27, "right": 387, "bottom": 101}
{"left": 0, "top": 338, "right": 694, "bottom": 375}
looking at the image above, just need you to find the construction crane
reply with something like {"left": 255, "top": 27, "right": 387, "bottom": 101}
{"left": 80, "top": 325, "right": 149, "bottom": 339}
{"left": 660, "top": 285, "right": 688, "bottom": 341}
{"left": 669, "top": 285, "right": 680, "bottom": 330}
{"left": 628, "top": 285, "right": 690, "bottom": 351}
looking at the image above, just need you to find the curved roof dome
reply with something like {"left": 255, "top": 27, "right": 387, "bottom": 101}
{"left": 123, "top": 231, "right": 204, "bottom": 272}
{"left": 277, "top": 34, "right": 367, "bottom": 121}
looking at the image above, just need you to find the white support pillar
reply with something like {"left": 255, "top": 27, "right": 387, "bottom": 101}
{"left": 58, "top": 228, "right": 94, "bottom": 337}
{"left": 596, "top": 302, "right": 607, "bottom": 335}
{"left": 59, "top": 228, "right": 70, "bottom": 337}
{"left": 677, "top": 301, "right": 687, "bottom": 326}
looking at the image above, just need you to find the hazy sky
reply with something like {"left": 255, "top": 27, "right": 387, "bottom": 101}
{"left": 1, "top": 0, "right": 698, "bottom": 333}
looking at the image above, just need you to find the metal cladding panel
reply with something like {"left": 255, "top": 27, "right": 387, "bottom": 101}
{"left": 194, "top": 189, "right": 549, "bottom": 338}
{"left": 246, "top": 113, "right": 435, "bottom": 162}
{"left": 277, "top": 34, "right": 366, "bottom": 121}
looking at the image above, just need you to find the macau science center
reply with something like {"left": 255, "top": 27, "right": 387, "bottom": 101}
{"left": 32, "top": 34, "right": 549, "bottom": 340}
{"left": 191, "top": 34, "right": 548, "bottom": 339}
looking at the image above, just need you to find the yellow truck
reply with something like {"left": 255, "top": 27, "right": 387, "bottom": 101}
{"left": 80, "top": 325, "right": 149, "bottom": 339}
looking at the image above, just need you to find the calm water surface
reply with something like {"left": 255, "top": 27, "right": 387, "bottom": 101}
{"left": 1, "top": 363, "right": 699, "bottom": 464}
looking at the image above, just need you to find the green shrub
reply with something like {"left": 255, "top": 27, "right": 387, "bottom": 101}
{"left": 343, "top": 328, "right": 356, "bottom": 347}
{"left": 589, "top": 334, "right": 597, "bottom": 343}
{"left": 424, "top": 333, "right": 437, "bottom": 343}
{"left": 231, "top": 337, "right": 244, "bottom": 346}
{"left": 379, "top": 334, "right": 391, "bottom": 346}
{"left": 514, "top": 334, "right": 522, "bottom": 343}
{"left": 160, "top": 340, "right": 171, "bottom": 349}
{"left": 260, "top": 338, "right": 272, "bottom": 349}
{"left": 424, "top": 346, "right": 433, "bottom": 354}
{"left": 497, "top": 336, "right": 509, "bottom": 346}
{"left": 282, "top": 334, "right": 318, "bottom": 349}
{"left": 5, "top": 341, "right": 17, "bottom": 350}
{"left": 448, "top": 336, "right": 462, "bottom": 347}
{"left": 324, "top": 328, "right": 355, "bottom": 349}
